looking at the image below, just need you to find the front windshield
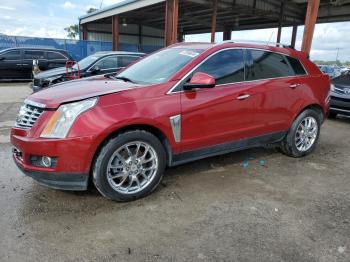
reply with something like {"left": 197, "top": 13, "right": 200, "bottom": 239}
{"left": 73, "top": 55, "right": 100, "bottom": 70}
{"left": 117, "top": 48, "right": 203, "bottom": 84}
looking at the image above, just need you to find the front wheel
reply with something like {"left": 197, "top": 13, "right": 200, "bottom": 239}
{"left": 280, "top": 109, "right": 321, "bottom": 157}
{"left": 93, "top": 130, "right": 166, "bottom": 201}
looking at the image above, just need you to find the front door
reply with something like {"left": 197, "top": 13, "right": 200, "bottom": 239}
{"left": 0, "top": 50, "right": 22, "bottom": 80}
{"left": 179, "top": 49, "right": 259, "bottom": 152}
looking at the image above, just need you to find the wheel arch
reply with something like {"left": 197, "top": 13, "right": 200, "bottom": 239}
{"left": 295, "top": 103, "right": 325, "bottom": 124}
{"left": 91, "top": 124, "right": 173, "bottom": 180}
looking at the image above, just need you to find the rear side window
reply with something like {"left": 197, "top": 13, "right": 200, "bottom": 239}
{"left": 119, "top": 56, "right": 140, "bottom": 67}
{"left": 246, "top": 50, "right": 294, "bottom": 81}
{"left": 1, "top": 50, "right": 20, "bottom": 60}
{"left": 95, "top": 56, "right": 118, "bottom": 69}
{"left": 194, "top": 49, "right": 244, "bottom": 85}
{"left": 286, "top": 56, "right": 307, "bottom": 75}
{"left": 47, "top": 52, "right": 67, "bottom": 60}
{"left": 24, "top": 50, "right": 45, "bottom": 59}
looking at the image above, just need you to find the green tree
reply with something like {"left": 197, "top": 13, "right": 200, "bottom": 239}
{"left": 64, "top": 24, "right": 79, "bottom": 39}
{"left": 64, "top": 8, "right": 98, "bottom": 39}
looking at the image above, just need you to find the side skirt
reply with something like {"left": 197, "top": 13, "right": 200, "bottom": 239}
{"left": 170, "top": 131, "right": 287, "bottom": 167}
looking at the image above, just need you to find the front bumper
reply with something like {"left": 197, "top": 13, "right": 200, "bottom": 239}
{"left": 15, "top": 162, "right": 88, "bottom": 190}
{"left": 11, "top": 128, "right": 96, "bottom": 191}
{"left": 330, "top": 94, "right": 350, "bottom": 115}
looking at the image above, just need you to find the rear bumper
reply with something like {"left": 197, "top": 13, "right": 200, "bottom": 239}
{"left": 15, "top": 161, "right": 88, "bottom": 190}
{"left": 330, "top": 95, "right": 350, "bottom": 115}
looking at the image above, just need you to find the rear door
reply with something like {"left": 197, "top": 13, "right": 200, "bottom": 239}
{"left": 0, "top": 50, "right": 22, "bottom": 79}
{"left": 22, "top": 50, "right": 46, "bottom": 79}
{"left": 244, "top": 49, "right": 303, "bottom": 135}
{"left": 46, "top": 51, "right": 69, "bottom": 70}
{"left": 179, "top": 49, "right": 259, "bottom": 152}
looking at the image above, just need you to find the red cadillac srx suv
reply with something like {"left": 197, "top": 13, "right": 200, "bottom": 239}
{"left": 11, "top": 42, "right": 330, "bottom": 201}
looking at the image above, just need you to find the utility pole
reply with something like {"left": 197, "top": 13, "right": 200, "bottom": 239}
{"left": 336, "top": 47, "right": 340, "bottom": 65}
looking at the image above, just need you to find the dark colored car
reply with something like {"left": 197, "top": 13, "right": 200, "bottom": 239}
{"left": 0, "top": 47, "right": 72, "bottom": 80}
{"left": 32, "top": 51, "right": 144, "bottom": 92}
{"left": 11, "top": 42, "right": 330, "bottom": 202}
{"left": 329, "top": 71, "right": 350, "bottom": 117}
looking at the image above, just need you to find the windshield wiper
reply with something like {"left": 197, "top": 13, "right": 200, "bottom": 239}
{"left": 112, "top": 76, "right": 135, "bottom": 83}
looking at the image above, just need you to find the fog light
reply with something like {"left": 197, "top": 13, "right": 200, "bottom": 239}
{"left": 41, "top": 156, "right": 52, "bottom": 167}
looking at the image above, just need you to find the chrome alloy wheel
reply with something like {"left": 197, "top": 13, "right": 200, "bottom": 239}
{"left": 295, "top": 116, "right": 318, "bottom": 152}
{"left": 106, "top": 141, "right": 159, "bottom": 194}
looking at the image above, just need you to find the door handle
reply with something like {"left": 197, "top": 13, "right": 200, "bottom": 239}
{"left": 16, "top": 64, "right": 22, "bottom": 66}
{"left": 289, "top": 83, "right": 301, "bottom": 89}
{"left": 236, "top": 94, "right": 250, "bottom": 100}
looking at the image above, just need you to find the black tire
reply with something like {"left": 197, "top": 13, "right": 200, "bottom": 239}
{"left": 328, "top": 111, "right": 337, "bottom": 119}
{"left": 92, "top": 130, "right": 166, "bottom": 201}
{"left": 280, "top": 109, "right": 321, "bottom": 158}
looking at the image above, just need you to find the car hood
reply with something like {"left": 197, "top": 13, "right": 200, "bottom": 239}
{"left": 34, "top": 67, "right": 68, "bottom": 79}
{"left": 28, "top": 77, "right": 141, "bottom": 108}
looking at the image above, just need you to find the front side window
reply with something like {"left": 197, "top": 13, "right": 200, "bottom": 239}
{"left": 24, "top": 50, "right": 45, "bottom": 59}
{"left": 118, "top": 48, "right": 203, "bottom": 84}
{"left": 1, "top": 50, "right": 20, "bottom": 60}
{"left": 73, "top": 55, "right": 99, "bottom": 70}
{"left": 193, "top": 49, "right": 244, "bottom": 85}
{"left": 94, "top": 56, "right": 118, "bottom": 69}
{"left": 246, "top": 50, "right": 294, "bottom": 81}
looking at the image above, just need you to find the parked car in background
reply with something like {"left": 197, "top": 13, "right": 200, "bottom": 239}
{"left": 329, "top": 71, "right": 350, "bottom": 118}
{"left": 0, "top": 47, "right": 72, "bottom": 80}
{"left": 11, "top": 42, "right": 330, "bottom": 201}
{"left": 32, "top": 51, "right": 145, "bottom": 92}
{"left": 318, "top": 65, "right": 338, "bottom": 79}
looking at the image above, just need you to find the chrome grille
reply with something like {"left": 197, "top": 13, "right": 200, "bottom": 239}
{"left": 15, "top": 100, "right": 45, "bottom": 129}
{"left": 333, "top": 85, "right": 350, "bottom": 96}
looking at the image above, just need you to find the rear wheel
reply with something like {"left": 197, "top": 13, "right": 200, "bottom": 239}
{"left": 280, "top": 109, "right": 321, "bottom": 157}
{"left": 93, "top": 130, "right": 166, "bottom": 201}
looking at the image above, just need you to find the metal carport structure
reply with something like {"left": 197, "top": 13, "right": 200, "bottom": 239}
{"left": 79, "top": 0, "right": 350, "bottom": 54}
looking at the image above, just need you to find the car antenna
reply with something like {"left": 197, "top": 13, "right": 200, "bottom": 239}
{"left": 266, "top": 31, "right": 274, "bottom": 46}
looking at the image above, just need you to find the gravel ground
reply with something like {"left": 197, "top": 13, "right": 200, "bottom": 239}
{"left": 0, "top": 83, "right": 349, "bottom": 262}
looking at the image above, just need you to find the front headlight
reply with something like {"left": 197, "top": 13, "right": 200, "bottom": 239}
{"left": 40, "top": 97, "right": 98, "bottom": 138}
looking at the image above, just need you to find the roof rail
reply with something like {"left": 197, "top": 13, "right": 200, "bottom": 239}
{"left": 218, "top": 40, "right": 294, "bottom": 49}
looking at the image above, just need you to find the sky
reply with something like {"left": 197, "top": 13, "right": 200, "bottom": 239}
{"left": 0, "top": 0, "right": 350, "bottom": 62}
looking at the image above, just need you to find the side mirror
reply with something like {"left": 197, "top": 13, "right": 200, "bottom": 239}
{"left": 90, "top": 66, "right": 100, "bottom": 74}
{"left": 183, "top": 72, "right": 216, "bottom": 90}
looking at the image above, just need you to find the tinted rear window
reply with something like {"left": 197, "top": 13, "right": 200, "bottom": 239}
{"left": 47, "top": 52, "right": 67, "bottom": 60}
{"left": 246, "top": 50, "right": 294, "bottom": 80}
{"left": 287, "top": 56, "right": 306, "bottom": 75}
{"left": 119, "top": 56, "right": 140, "bottom": 67}
{"left": 24, "top": 50, "right": 45, "bottom": 59}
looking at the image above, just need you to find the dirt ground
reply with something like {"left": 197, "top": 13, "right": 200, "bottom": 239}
{"left": 0, "top": 83, "right": 349, "bottom": 262}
